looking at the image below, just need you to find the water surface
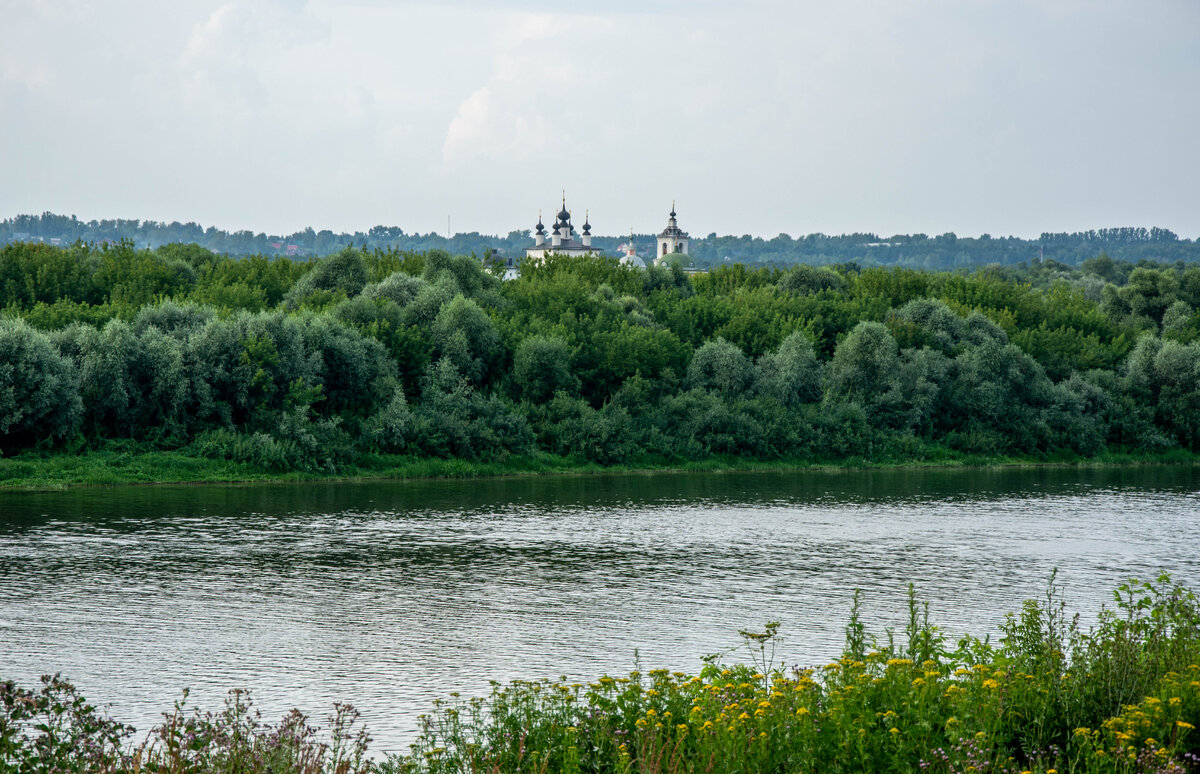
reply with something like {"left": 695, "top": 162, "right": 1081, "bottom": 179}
{"left": 2, "top": 466, "right": 1198, "bottom": 755}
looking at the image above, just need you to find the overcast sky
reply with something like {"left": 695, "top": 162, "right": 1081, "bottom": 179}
{"left": 3, "top": 0, "right": 1198, "bottom": 239}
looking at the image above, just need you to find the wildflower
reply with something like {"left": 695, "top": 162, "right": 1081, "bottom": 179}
{"left": 646, "top": 708, "right": 656, "bottom": 717}
{"left": 1178, "top": 721, "right": 1195, "bottom": 730}
{"left": 738, "top": 712, "right": 751, "bottom": 721}
{"left": 759, "top": 731, "right": 768, "bottom": 739}
{"left": 635, "top": 718, "right": 647, "bottom": 728}
{"left": 1169, "top": 697, "right": 1182, "bottom": 706}
{"left": 758, "top": 701, "right": 771, "bottom": 709}
{"left": 982, "top": 679, "right": 999, "bottom": 690}
{"left": 889, "top": 727, "right": 900, "bottom": 735}
{"left": 702, "top": 721, "right": 713, "bottom": 730}
{"left": 646, "top": 689, "right": 659, "bottom": 697}
{"left": 796, "top": 707, "right": 809, "bottom": 716}
{"left": 912, "top": 678, "right": 926, "bottom": 688}
{"left": 887, "top": 658, "right": 913, "bottom": 667}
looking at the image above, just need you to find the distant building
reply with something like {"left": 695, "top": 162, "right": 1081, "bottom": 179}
{"left": 619, "top": 230, "right": 646, "bottom": 270}
{"left": 510, "top": 197, "right": 692, "bottom": 279}
{"left": 524, "top": 196, "right": 601, "bottom": 262}
{"left": 655, "top": 202, "right": 689, "bottom": 262}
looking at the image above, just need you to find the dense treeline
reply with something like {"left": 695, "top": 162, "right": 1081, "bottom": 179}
{"left": 5, "top": 212, "right": 1199, "bottom": 269}
{"left": 2, "top": 241, "right": 1200, "bottom": 472}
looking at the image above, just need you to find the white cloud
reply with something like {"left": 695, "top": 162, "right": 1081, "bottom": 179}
{"left": 441, "top": 13, "right": 581, "bottom": 164}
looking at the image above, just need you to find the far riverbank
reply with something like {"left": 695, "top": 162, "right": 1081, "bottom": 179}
{"left": 2, "top": 446, "right": 1197, "bottom": 491}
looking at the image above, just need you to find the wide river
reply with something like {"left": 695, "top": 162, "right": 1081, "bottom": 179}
{"left": 2, "top": 466, "right": 1198, "bottom": 755}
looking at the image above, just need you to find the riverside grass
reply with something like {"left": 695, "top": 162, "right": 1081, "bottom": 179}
{"left": 387, "top": 576, "right": 1200, "bottom": 774}
{"left": 2, "top": 445, "right": 1199, "bottom": 490}
{"left": 3, "top": 577, "right": 1199, "bottom": 773}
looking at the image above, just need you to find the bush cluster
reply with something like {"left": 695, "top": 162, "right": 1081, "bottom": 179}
{"left": 3, "top": 243, "right": 1200, "bottom": 469}
{"left": 392, "top": 575, "right": 1200, "bottom": 774}
{"left": 6, "top": 578, "right": 1196, "bottom": 773}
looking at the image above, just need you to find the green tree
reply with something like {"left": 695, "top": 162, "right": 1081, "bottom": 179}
{"left": 512, "top": 335, "right": 579, "bottom": 403}
{"left": 686, "top": 337, "right": 753, "bottom": 398}
{"left": 0, "top": 318, "right": 82, "bottom": 450}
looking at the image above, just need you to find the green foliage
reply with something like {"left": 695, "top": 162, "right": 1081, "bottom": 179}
{"left": 392, "top": 576, "right": 1200, "bottom": 774}
{"left": 686, "top": 337, "right": 754, "bottom": 398}
{"left": 284, "top": 247, "right": 370, "bottom": 307}
{"left": 0, "top": 677, "right": 371, "bottom": 774}
{"left": 5, "top": 244, "right": 1200, "bottom": 469}
{"left": 430, "top": 295, "right": 501, "bottom": 385}
{"left": 754, "top": 330, "right": 823, "bottom": 406}
{"left": 512, "top": 335, "right": 579, "bottom": 403}
{"left": 778, "top": 263, "right": 847, "bottom": 294}
{"left": 0, "top": 318, "right": 81, "bottom": 450}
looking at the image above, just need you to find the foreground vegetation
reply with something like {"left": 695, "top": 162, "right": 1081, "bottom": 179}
{"left": 3, "top": 241, "right": 1200, "bottom": 486}
{"left": 4, "top": 576, "right": 1199, "bottom": 773}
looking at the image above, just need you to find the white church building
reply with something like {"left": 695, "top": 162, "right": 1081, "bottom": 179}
{"left": 524, "top": 198, "right": 599, "bottom": 261}
{"left": 522, "top": 198, "right": 690, "bottom": 269}
{"left": 655, "top": 202, "right": 689, "bottom": 261}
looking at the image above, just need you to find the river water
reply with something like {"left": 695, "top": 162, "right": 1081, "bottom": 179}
{"left": 1, "top": 466, "right": 1198, "bottom": 755}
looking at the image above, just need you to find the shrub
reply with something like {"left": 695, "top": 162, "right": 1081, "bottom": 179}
{"left": 0, "top": 318, "right": 81, "bottom": 451}
{"left": 512, "top": 335, "right": 579, "bottom": 403}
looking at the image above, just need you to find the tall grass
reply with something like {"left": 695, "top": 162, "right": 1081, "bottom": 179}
{"left": 387, "top": 574, "right": 1200, "bottom": 774}
{"left": 3, "top": 577, "right": 1198, "bottom": 773}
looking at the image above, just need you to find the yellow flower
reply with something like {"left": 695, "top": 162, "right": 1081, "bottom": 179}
{"left": 982, "top": 679, "right": 999, "bottom": 690}
{"left": 889, "top": 727, "right": 900, "bottom": 735}
{"left": 738, "top": 712, "right": 751, "bottom": 721}
{"left": 912, "top": 678, "right": 926, "bottom": 688}
{"left": 759, "top": 731, "right": 768, "bottom": 739}
{"left": 702, "top": 721, "right": 713, "bottom": 731}
{"left": 887, "top": 658, "right": 913, "bottom": 667}
{"left": 796, "top": 707, "right": 810, "bottom": 716}
{"left": 635, "top": 718, "right": 647, "bottom": 728}
{"left": 758, "top": 701, "right": 772, "bottom": 709}
{"left": 1178, "top": 720, "right": 1195, "bottom": 730}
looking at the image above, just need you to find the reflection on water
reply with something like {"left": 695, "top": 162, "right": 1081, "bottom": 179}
{"left": 1, "top": 466, "right": 1198, "bottom": 754}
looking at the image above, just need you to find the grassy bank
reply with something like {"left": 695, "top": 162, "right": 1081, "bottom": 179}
{"left": 4, "top": 577, "right": 1199, "bottom": 773}
{"left": 2, "top": 446, "right": 1199, "bottom": 491}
